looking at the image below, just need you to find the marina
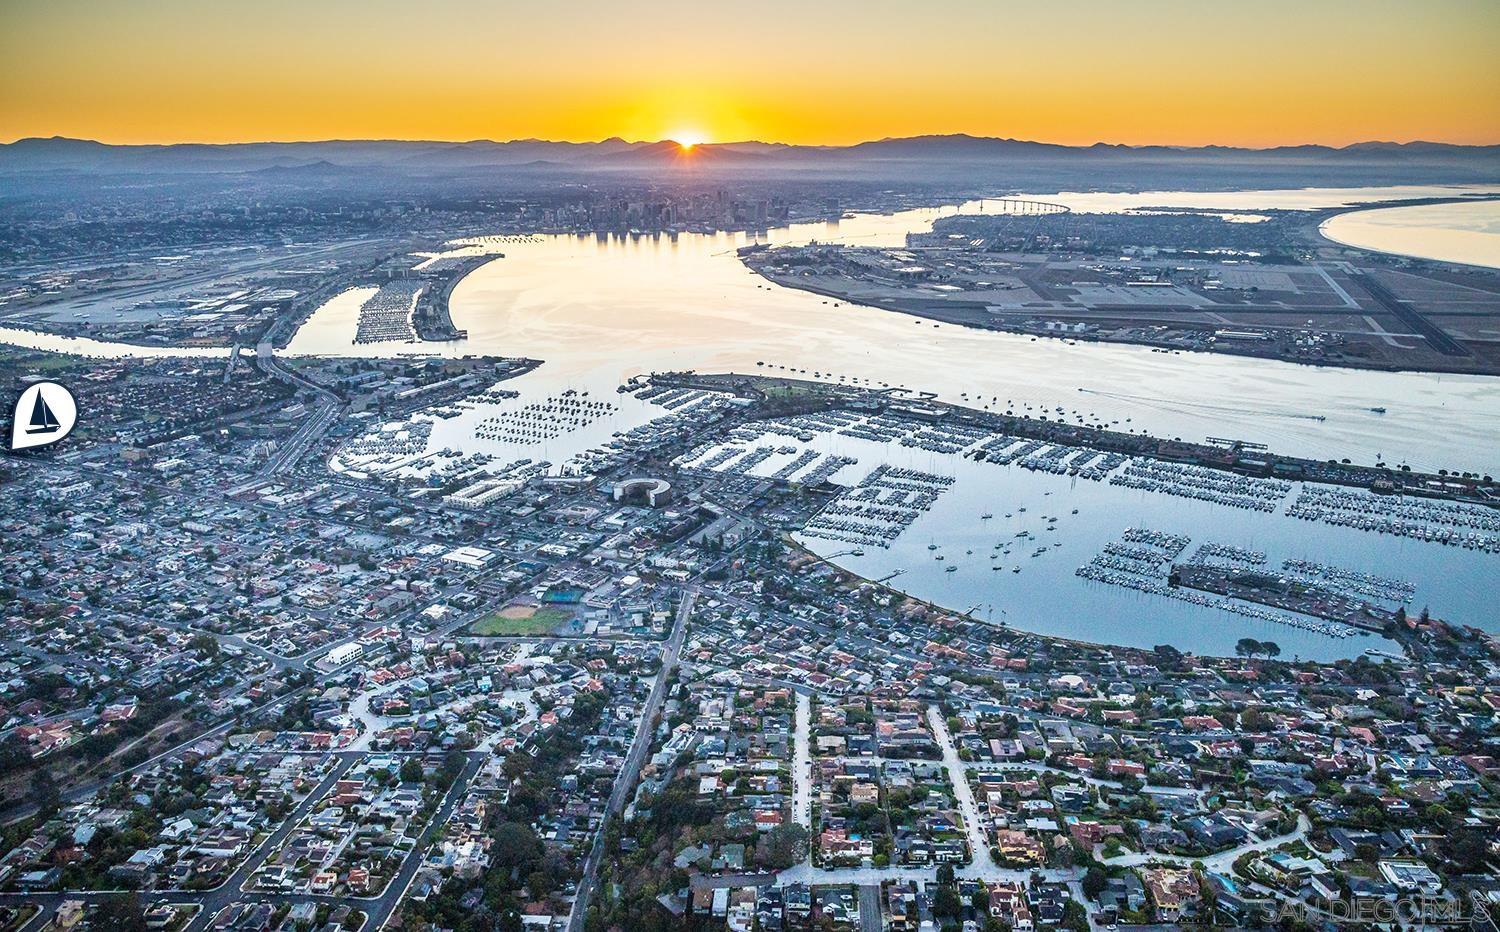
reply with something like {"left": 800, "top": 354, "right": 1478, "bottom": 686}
{"left": 279, "top": 187, "right": 1500, "bottom": 477}
{"left": 5, "top": 187, "right": 1497, "bottom": 660}
{"left": 1288, "top": 484, "right": 1500, "bottom": 552}
{"left": 674, "top": 401, "right": 1489, "bottom": 661}
{"left": 1171, "top": 564, "right": 1393, "bottom": 632}
{"left": 7, "top": 9, "right": 1500, "bottom": 925}
{"left": 473, "top": 391, "right": 618, "bottom": 444}
{"left": 352, "top": 279, "right": 423, "bottom": 344}
{"left": 1109, "top": 460, "right": 1292, "bottom": 511}
{"left": 795, "top": 465, "right": 954, "bottom": 549}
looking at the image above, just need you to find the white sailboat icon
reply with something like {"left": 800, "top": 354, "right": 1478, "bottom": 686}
{"left": 11, "top": 381, "right": 77, "bottom": 451}
{"left": 25, "top": 392, "right": 61, "bottom": 434}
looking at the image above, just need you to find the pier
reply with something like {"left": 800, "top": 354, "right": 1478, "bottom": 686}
{"left": 1171, "top": 564, "right": 1390, "bottom": 632}
{"left": 651, "top": 371, "right": 1499, "bottom": 506}
{"left": 412, "top": 255, "right": 491, "bottom": 341}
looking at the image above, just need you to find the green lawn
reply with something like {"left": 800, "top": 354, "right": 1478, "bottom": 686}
{"left": 468, "top": 606, "right": 574, "bottom": 635}
{"left": 762, "top": 381, "right": 829, "bottom": 401}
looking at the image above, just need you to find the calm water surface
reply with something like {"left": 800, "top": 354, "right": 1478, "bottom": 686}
{"left": 751, "top": 428, "right": 1453, "bottom": 663}
{"left": 1321, "top": 199, "right": 1500, "bottom": 269}
{"left": 287, "top": 188, "right": 1500, "bottom": 475}
{"left": 287, "top": 187, "right": 1500, "bottom": 658}
{"left": 6, "top": 186, "right": 1496, "bottom": 657}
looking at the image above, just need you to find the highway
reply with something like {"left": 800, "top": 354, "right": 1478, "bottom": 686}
{"left": 257, "top": 399, "right": 339, "bottom": 479}
{"left": 247, "top": 347, "right": 343, "bottom": 481}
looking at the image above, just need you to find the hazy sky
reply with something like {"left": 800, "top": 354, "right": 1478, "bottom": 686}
{"left": 3, "top": 0, "right": 1497, "bottom": 146}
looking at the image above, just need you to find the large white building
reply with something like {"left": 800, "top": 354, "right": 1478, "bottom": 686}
{"left": 326, "top": 643, "right": 363, "bottom": 667}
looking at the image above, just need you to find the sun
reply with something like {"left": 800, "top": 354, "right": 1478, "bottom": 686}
{"left": 670, "top": 129, "right": 707, "bottom": 150}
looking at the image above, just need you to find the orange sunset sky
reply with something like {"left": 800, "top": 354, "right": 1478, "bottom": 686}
{"left": 2, "top": 0, "right": 1497, "bottom": 147}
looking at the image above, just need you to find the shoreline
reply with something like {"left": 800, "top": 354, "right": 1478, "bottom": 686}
{"left": 743, "top": 264, "right": 1500, "bottom": 379}
{"left": 412, "top": 254, "right": 493, "bottom": 341}
{"left": 670, "top": 371, "right": 1494, "bottom": 660}
{"left": 779, "top": 533, "right": 1148, "bottom": 661}
{"left": 1317, "top": 198, "right": 1500, "bottom": 272}
{"left": 740, "top": 193, "right": 1500, "bottom": 379}
{"left": 654, "top": 369, "right": 1498, "bottom": 502}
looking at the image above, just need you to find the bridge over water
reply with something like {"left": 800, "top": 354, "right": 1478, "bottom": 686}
{"left": 976, "top": 197, "right": 1072, "bottom": 215}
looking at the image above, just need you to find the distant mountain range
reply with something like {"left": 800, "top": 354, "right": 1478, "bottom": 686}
{"left": 3, "top": 133, "right": 1497, "bottom": 176}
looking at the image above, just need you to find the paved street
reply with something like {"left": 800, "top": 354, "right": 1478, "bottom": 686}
{"left": 1, "top": 690, "right": 302, "bottom": 827}
{"left": 857, "top": 883, "right": 883, "bottom": 932}
{"left": 1099, "top": 813, "right": 1312, "bottom": 873}
{"left": 181, "top": 755, "right": 359, "bottom": 931}
{"left": 566, "top": 586, "right": 696, "bottom": 932}
{"left": 362, "top": 752, "right": 486, "bottom": 930}
{"left": 793, "top": 691, "right": 812, "bottom": 833}
{"left": 928, "top": 704, "right": 1000, "bottom": 877}
{"left": 0, "top": 746, "right": 491, "bottom": 931}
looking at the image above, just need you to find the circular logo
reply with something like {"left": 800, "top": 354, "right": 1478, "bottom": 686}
{"left": 11, "top": 381, "right": 78, "bottom": 451}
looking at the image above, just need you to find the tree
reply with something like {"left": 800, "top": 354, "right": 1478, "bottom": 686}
{"left": 400, "top": 758, "right": 425, "bottom": 784}
{"left": 1442, "top": 829, "right": 1490, "bottom": 872}
{"left": 492, "top": 821, "right": 543, "bottom": 871}
{"left": 189, "top": 633, "right": 220, "bottom": 659}
{"left": 1152, "top": 644, "right": 1184, "bottom": 670}
{"left": 1241, "top": 707, "right": 1270, "bottom": 732}
{"left": 527, "top": 869, "right": 555, "bottom": 898}
{"left": 932, "top": 886, "right": 962, "bottom": 920}
{"left": 29, "top": 768, "right": 59, "bottom": 818}
{"left": 1082, "top": 865, "right": 1108, "bottom": 900}
{"left": 937, "top": 862, "right": 956, "bottom": 886}
{"left": 439, "top": 749, "right": 466, "bottom": 785}
{"left": 94, "top": 893, "right": 149, "bottom": 932}
{"left": 756, "top": 823, "right": 808, "bottom": 870}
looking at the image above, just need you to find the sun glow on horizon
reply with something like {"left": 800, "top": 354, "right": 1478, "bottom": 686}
{"left": 670, "top": 130, "right": 707, "bottom": 150}
{"left": 1, "top": 1, "right": 1495, "bottom": 147}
